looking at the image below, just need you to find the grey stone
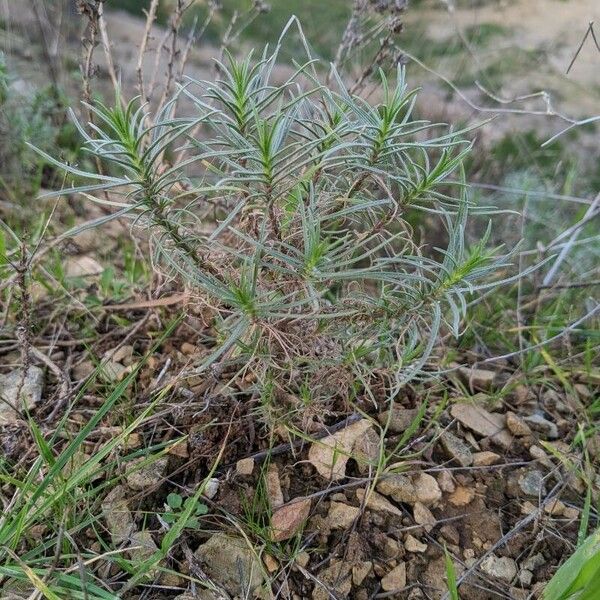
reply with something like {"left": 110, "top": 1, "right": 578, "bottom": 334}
{"left": 480, "top": 555, "right": 517, "bottom": 582}
{"left": 518, "top": 470, "right": 547, "bottom": 497}
{"left": 0, "top": 366, "right": 44, "bottom": 423}
{"left": 439, "top": 431, "right": 473, "bottom": 467}
{"left": 523, "top": 414, "right": 558, "bottom": 439}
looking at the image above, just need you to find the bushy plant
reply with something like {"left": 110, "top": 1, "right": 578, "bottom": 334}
{"left": 39, "top": 29, "right": 526, "bottom": 420}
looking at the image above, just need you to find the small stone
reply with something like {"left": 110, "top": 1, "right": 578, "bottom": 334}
{"left": 472, "top": 451, "right": 501, "bottom": 466}
{"left": 490, "top": 429, "right": 514, "bottom": 450}
{"left": 518, "top": 470, "right": 546, "bottom": 497}
{"left": 353, "top": 426, "right": 380, "bottom": 473}
{"left": 523, "top": 553, "right": 546, "bottom": 571}
{"left": 65, "top": 255, "right": 103, "bottom": 277}
{"left": 376, "top": 474, "right": 418, "bottom": 504}
{"left": 414, "top": 473, "right": 442, "bottom": 506}
{"left": 381, "top": 561, "right": 407, "bottom": 591}
{"left": 378, "top": 406, "right": 419, "bottom": 433}
{"left": 449, "top": 485, "right": 475, "bottom": 507}
{"left": 73, "top": 361, "right": 94, "bottom": 380}
{"left": 0, "top": 366, "right": 44, "bottom": 424}
{"left": 562, "top": 506, "right": 579, "bottom": 520}
{"left": 450, "top": 402, "right": 506, "bottom": 437}
{"left": 180, "top": 342, "right": 197, "bottom": 355}
{"left": 101, "top": 486, "right": 134, "bottom": 544}
{"left": 518, "top": 569, "right": 533, "bottom": 587}
{"left": 544, "top": 498, "right": 566, "bottom": 516}
{"left": 506, "top": 412, "right": 532, "bottom": 436}
{"left": 480, "top": 555, "right": 517, "bottom": 582}
{"left": 263, "top": 553, "right": 278, "bottom": 573}
{"left": 523, "top": 414, "right": 558, "bottom": 439}
{"left": 458, "top": 367, "right": 496, "bottom": 390}
{"left": 356, "top": 488, "right": 402, "bottom": 517}
{"left": 126, "top": 456, "right": 168, "bottom": 491}
{"left": 521, "top": 501, "right": 537, "bottom": 515}
{"left": 266, "top": 464, "right": 284, "bottom": 507}
{"left": 405, "top": 534, "right": 427, "bottom": 553}
{"left": 439, "top": 431, "right": 473, "bottom": 467}
{"left": 111, "top": 345, "right": 134, "bottom": 364}
{"left": 128, "top": 529, "right": 158, "bottom": 563}
{"left": 296, "top": 551, "right": 310, "bottom": 568}
{"left": 327, "top": 502, "right": 361, "bottom": 529}
{"left": 203, "top": 478, "right": 219, "bottom": 500}
{"left": 313, "top": 560, "right": 352, "bottom": 600}
{"left": 383, "top": 536, "right": 401, "bottom": 558}
{"left": 236, "top": 457, "right": 255, "bottom": 476}
{"left": 437, "top": 469, "right": 456, "bottom": 493}
{"left": 413, "top": 502, "right": 436, "bottom": 532}
{"left": 195, "top": 533, "right": 265, "bottom": 596}
{"left": 271, "top": 497, "right": 311, "bottom": 541}
{"left": 101, "top": 360, "right": 129, "bottom": 382}
{"left": 352, "top": 561, "right": 372, "bottom": 586}
{"left": 440, "top": 525, "right": 460, "bottom": 545}
{"left": 529, "top": 445, "right": 553, "bottom": 468}
{"left": 308, "top": 419, "right": 373, "bottom": 481}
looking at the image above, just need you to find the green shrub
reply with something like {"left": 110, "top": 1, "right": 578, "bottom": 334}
{"left": 39, "top": 28, "right": 528, "bottom": 418}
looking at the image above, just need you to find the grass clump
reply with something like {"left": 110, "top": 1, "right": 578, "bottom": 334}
{"left": 39, "top": 27, "right": 524, "bottom": 427}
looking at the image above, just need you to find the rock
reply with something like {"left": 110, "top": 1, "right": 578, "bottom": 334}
{"left": 352, "top": 561, "right": 372, "bottom": 586}
{"left": 523, "top": 414, "right": 558, "bottom": 439}
{"left": 518, "top": 470, "right": 546, "bottom": 497}
{"left": 449, "top": 485, "right": 475, "bottom": 507}
{"left": 126, "top": 456, "right": 168, "bottom": 491}
{"left": 518, "top": 569, "right": 533, "bottom": 587}
{"left": 422, "top": 557, "right": 452, "bottom": 599}
{"left": 490, "top": 428, "right": 514, "bottom": 450}
{"left": 544, "top": 498, "right": 566, "bottom": 516}
{"left": 266, "top": 464, "right": 284, "bottom": 507}
{"left": 65, "top": 255, "right": 103, "bottom": 277}
{"left": 313, "top": 560, "right": 352, "bottom": 600}
{"left": 296, "top": 551, "right": 310, "bottom": 568}
{"left": 458, "top": 366, "right": 496, "bottom": 390}
{"left": 101, "top": 486, "right": 135, "bottom": 544}
{"left": 414, "top": 473, "right": 442, "bottom": 506}
{"left": 529, "top": 445, "right": 553, "bottom": 468}
{"left": 376, "top": 474, "right": 418, "bottom": 504}
{"left": 271, "top": 497, "right": 311, "bottom": 541}
{"left": 236, "top": 457, "right": 255, "bottom": 476}
{"left": 506, "top": 412, "right": 532, "bottom": 436}
{"left": 440, "top": 525, "right": 460, "bottom": 545}
{"left": 523, "top": 553, "right": 546, "bottom": 571}
{"left": 203, "top": 478, "right": 219, "bottom": 500}
{"left": 353, "top": 426, "right": 380, "bottom": 473}
{"left": 101, "top": 360, "right": 130, "bottom": 382}
{"left": 439, "top": 431, "right": 473, "bottom": 467}
{"left": 480, "top": 555, "right": 517, "bottom": 582}
{"left": 450, "top": 402, "right": 506, "bottom": 437}
{"left": 381, "top": 561, "right": 407, "bottom": 591}
{"left": 111, "top": 345, "right": 134, "bottom": 364}
{"left": 405, "top": 534, "right": 427, "bottom": 553}
{"left": 128, "top": 529, "right": 158, "bottom": 563}
{"left": 413, "top": 502, "right": 436, "bottom": 532}
{"left": 472, "top": 451, "right": 501, "bottom": 466}
{"left": 195, "top": 533, "right": 265, "bottom": 596}
{"left": 437, "top": 469, "right": 456, "bottom": 493}
{"left": 356, "top": 488, "right": 402, "bottom": 516}
{"left": 308, "top": 419, "right": 373, "bottom": 480}
{"left": 73, "top": 361, "right": 94, "bottom": 380}
{"left": 563, "top": 506, "right": 580, "bottom": 520}
{"left": 263, "top": 553, "right": 278, "bottom": 573}
{"left": 327, "top": 502, "right": 361, "bottom": 529}
{"left": 0, "top": 366, "right": 44, "bottom": 424}
{"left": 378, "top": 406, "right": 419, "bottom": 433}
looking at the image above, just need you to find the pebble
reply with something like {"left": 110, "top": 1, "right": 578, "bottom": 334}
{"left": 449, "top": 485, "right": 475, "bottom": 507}
{"left": 376, "top": 474, "right": 418, "bottom": 504}
{"left": 506, "top": 412, "right": 532, "bottom": 436}
{"left": 437, "top": 469, "right": 456, "bottom": 493}
{"left": 266, "top": 464, "right": 284, "bottom": 507}
{"left": 356, "top": 488, "right": 402, "bottom": 517}
{"left": 203, "top": 478, "right": 219, "bottom": 500}
{"left": 523, "top": 414, "right": 558, "bottom": 439}
{"left": 413, "top": 473, "right": 442, "bottom": 506}
{"left": 544, "top": 498, "right": 566, "bottom": 516}
{"left": 472, "top": 451, "right": 501, "bottom": 466}
{"left": 450, "top": 402, "right": 505, "bottom": 437}
{"left": 327, "top": 502, "right": 361, "bottom": 529}
{"left": 236, "top": 457, "right": 255, "bottom": 476}
{"left": 458, "top": 367, "right": 496, "bottom": 390}
{"left": 126, "top": 456, "right": 168, "bottom": 491}
{"left": 523, "top": 553, "right": 546, "bottom": 571}
{"left": 518, "top": 569, "right": 533, "bottom": 587}
{"left": 405, "top": 534, "right": 427, "bottom": 553}
{"left": 0, "top": 366, "right": 44, "bottom": 424}
{"left": 195, "top": 533, "right": 265, "bottom": 596}
{"left": 378, "top": 406, "right": 419, "bottom": 433}
{"left": 518, "top": 470, "right": 546, "bottom": 497}
{"left": 352, "top": 561, "right": 372, "bottom": 586}
{"left": 439, "top": 431, "right": 473, "bottom": 467}
{"left": 413, "top": 502, "right": 436, "bottom": 532}
{"left": 480, "top": 554, "right": 517, "bottom": 582}
{"left": 381, "top": 561, "right": 407, "bottom": 591}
